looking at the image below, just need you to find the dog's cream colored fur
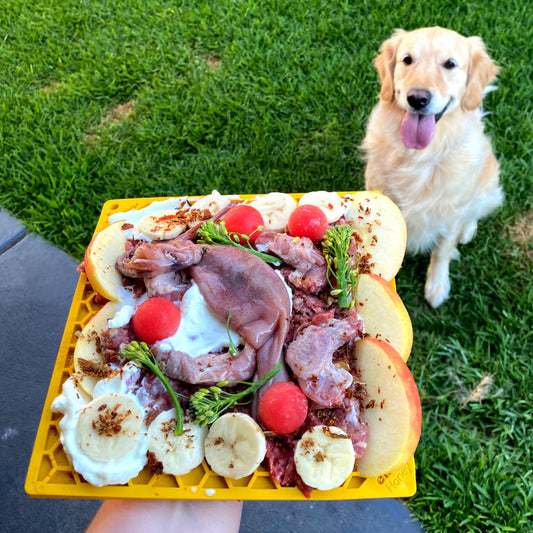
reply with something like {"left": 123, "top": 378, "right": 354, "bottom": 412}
{"left": 362, "top": 27, "right": 504, "bottom": 307}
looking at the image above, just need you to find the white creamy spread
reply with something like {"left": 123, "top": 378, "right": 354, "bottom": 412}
{"left": 107, "top": 304, "right": 135, "bottom": 329}
{"left": 276, "top": 270, "right": 293, "bottom": 314}
{"left": 92, "top": 362, "right": 142, "bottom": 397}
{"left": 156, "top": 280, "right": 241, "bottom": 357}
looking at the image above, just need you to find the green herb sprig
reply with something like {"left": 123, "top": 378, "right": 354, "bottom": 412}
{"left": 197, "top": 219, "right": 281, "bottom": 265}
{"left": 189, "top": 361, "right": 282, "bottom": 426}
{"left": 322, "top": 225, "right": 360, "bottom": 309}
{"left": 226, "top": 310, "right": 238, "bottom": 356}
{"left": 119, "top": 341, "right": 186, "bottom": 435}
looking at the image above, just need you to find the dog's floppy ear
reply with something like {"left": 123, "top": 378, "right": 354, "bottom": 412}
{"left": 374, "top": 29, "right": 405, "bottom": 103}
{"left": 462, "top": 37, "right": 500, "bottom": 111}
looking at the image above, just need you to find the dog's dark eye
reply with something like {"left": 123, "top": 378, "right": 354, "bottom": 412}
{"left": 443, "top": 58, "right": 457, "bottom": 69}
{"left": 402, "top": 54, "right": 412, "bottom": 65}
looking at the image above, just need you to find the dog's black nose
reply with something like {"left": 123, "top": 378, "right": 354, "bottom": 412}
{"left": 407, "top": 89, "right": 432, "bottom": 111}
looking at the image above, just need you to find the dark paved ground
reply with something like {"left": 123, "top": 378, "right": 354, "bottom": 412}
{"left": 0, "top": 209, "right": 424, "bottom": 532}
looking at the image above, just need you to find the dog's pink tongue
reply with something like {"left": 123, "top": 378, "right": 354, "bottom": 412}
{"left": 401, "top": 113, "right": 436, "bottom": 150}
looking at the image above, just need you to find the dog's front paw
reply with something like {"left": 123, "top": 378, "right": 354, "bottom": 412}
{"left": 459, "top": 221, "right": 478, "bottom": 245}
{"left": 424, "top": 275, "right": 451, "bottom": 308}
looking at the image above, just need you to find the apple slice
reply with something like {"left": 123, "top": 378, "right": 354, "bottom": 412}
{"left": 355, "top": 273, "right": 413, "bottom": 362}
{"left": 354, "top": 338, "right": 422, "bottom": 478}
{"left": 84, "top": 221, "right": 128, "bottom": 301}
{"left": 74, "top": 301, "right": 120, "bottom": 396}
{"left": 345, "top": 191, "right": 406, "bottom": 281}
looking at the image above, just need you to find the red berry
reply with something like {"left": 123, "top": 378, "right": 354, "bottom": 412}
{"left": 258, "top": 381, "right": 308, "bottom": 435}
{"left": 131, "top": 297, "right": 181, "bottom": 345}
{"left": 287, "top": 204, "right": 328, "bottom": 242}
{"left": 223, "top": 204, "right": 264, "bottom": 244}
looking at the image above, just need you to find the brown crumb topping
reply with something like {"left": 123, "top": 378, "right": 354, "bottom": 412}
{"left": 147, "top": 451, "right": 164, "bottom": 474}
{"left": 92, "top": 404, "right": 131, "bottom": 436}
{"left": 77, "top": 358, "right": 115, "bottom": 379}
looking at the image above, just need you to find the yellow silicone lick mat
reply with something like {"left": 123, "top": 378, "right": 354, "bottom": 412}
{"left": 26, "top": 193, "right": 417, "bottom": 500}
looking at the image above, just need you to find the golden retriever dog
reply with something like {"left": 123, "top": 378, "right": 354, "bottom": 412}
{"left": 362, "top": 27, "right": 504, "bottom": 308}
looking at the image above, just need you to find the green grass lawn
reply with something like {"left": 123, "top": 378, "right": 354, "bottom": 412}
{"left": 1, "top": 1, "right": 531, "bottom": 531}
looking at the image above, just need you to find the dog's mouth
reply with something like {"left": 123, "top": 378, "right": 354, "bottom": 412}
{"left": 435, "top": 99, "right": 451, "bottom": 122}
{"left": 401, "top": 99, "right": 451, "bottom": 150}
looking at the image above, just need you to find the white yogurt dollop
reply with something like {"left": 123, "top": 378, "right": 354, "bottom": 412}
{"left": 51, "top": 375, "right": 148, "bottom": 487}
{"left": 92, "top": 362, "right": 142, "bottom": 397}
{"left": 156, "top": 281, "right": 240, "bottom": 357}
{"left": 107, "top": 304, "right": 136, "bottom": 329}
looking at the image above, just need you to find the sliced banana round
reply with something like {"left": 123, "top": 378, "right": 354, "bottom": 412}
{"left": 137, "top": 210, "right": 187, "bottom": 240}
{"left": 204, "top": 412, "right": 267, "bottom": 479}
{"left": 148, "top": 409, "right": 207, "bottom": 476}
{"left": 249, "top": 192, "right": 297, "bottom": 231}
{"left": 191, "top": 190, "right": 231, "bottom": 218}
{"left": 299, "top": 191, "right": 344, "bottom": 223}
{"left": 294, "top": 425, "right": 355, "bottom": 491}
{"left": 76, "top": 393, "right": 146, "bottom": 462}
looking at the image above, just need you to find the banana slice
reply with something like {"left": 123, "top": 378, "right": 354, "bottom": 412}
{"left": 298, "top": 191, "right": 344, "bottom": 224}
{"left": 204, "top": 412, "right": 267, "bottom": 479}
{"left": 147, "top": 409, "right": 207, "bottom": 476}
{"left": 249, "top": 193, "right": 297, "bottom": 231}
{"left": 137, "top": 210, "right": 187, "bottom": 240}
{"left": 294, "top": 425, "right": 355, "bottom": 490}
{"left": 76, "top": 393, "right": 146, "bottom": 462}
{"left": 191, "top": 190, "right": 231, "bottom": 217}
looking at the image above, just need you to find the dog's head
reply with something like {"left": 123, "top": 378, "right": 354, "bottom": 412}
{"left": 374, "top": 27, "right": 499, "bottom": 149}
